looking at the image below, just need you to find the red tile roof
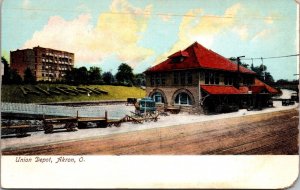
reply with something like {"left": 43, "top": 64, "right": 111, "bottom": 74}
{"left": 238, "top": 86, "right": 250, "bottom": 94}
{"left": 147, "top": 42, "right": 256, "bottom": 74}
{"left": 201, "top": 82, "right": 278, "bottom": 95}
{"left": 201, "top": 85, "right": 242, "bottom": 95}
{"left": 250, "top": 86, "right": 266, "bottom": 94}
{"left": 168, "top": 50, "right": 189, "bottom": 58}
{"left": 253, "top": 78, "right": 279, "bottom": 94}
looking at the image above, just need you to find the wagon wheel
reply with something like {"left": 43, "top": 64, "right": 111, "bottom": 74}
{"left": 107, "top": 123, "right": 113, "bottom": 127}
{"left": 78, "top": 122, "right": 88, "bottom": 129}
{"left": 44, "top": 124, "right": 54, "bottom": 134}
{"left": 16, "top": 128, "right": 28, "bottom": 137}
{"left": 247, "top": 106, "right": 254, "bottom": 111}
{"left": 115, "top": 122, "right": 121, "bottom": 127}
{"left": 132, "top": 120, "right": 140, "bottom": 124}
{"left": 65, "top": 122, "right": 78, "bottom": 131}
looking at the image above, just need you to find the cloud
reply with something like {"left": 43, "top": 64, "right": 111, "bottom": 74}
{"left": 155, "top": 4, "right": 243, "bottom": 63}
{"left": 22, "top": 0, "right": 154, "bottom": 68}
{"left": 154, "top": 3, "right": 277, "bottom": 64}
{"left": 22, "top": 0, "right": 31, "bottom": 9}
{"left": 252, "top": 29, "right": 272, "bottom": 42}
{"left": 159, "top": 14, "right": 172, "bottom": 22}
{"left": 232, "top": 25, "right": 249, "bottom": 40}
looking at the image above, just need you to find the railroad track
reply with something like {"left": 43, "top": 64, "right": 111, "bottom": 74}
{"left": 2, "top": 109, "right": 298, "bottom": 155}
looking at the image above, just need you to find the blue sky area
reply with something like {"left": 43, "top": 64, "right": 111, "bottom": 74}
{"left": 1, "top": 0, "right": 298, "bottom": 80}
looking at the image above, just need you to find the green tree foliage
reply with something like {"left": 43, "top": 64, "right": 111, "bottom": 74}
{"left": 77, "top": 67, "right": 89, "bottom": 84}
{"left": 250, "top": 64, "right": 274, "bottom": 84}
{"left": 23, "top": 68, "right": 36, "bottom": 84}
{"left": 10, "top": 69, "right": 23, "bottom": 84}
{"left": 229, "top": 57, "right": 249, "bottom": 68}
{"left": 88, "top": 66, "right": 102, "bottom": 84}
{"left": 1, "top": 56, "right": 23, "bottom": 84}
{"left": 64, "top": 66, "right": 103, "bottom": 85}
{"left": 134, "top": 73, "right": 146, "bottom": 86}
{"left": 64, "top": 69, "right": 75, "bottom": 84}
{"left": 103, "top": 71, "right": 115, "bottom": 85}
{"left": 1, "top": 56, "right": 10, "bottom": 84}
{"left": 115, "top": 63, "right": 134, "bottom": 86}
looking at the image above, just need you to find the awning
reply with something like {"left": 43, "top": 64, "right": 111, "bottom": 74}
{"left": 252, "top": 79, "right": 279, "bottom": 94}
{"left": 250, "top": 86, "right": 266, "bottom": 94}
{"left": 201, "top": 84, "right": 278, "bottom": 95}
{"left": 201, "top": 85, "right": 242, "bottom": 95}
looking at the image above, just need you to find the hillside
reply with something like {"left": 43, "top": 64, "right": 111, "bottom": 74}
{"left": 1, "top": 84, "right": 146, "bottom": 103}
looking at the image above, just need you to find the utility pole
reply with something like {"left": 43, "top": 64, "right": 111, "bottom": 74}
{"left": 236, "top": 56, "right": 245, "bottom": 88}
{"left": 261, "top": 57, "right": 265, "bottom": 81}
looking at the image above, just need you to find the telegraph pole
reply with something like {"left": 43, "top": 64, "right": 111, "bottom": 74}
{"left": 236, "top": 56, "right": 245, "bottom": 88}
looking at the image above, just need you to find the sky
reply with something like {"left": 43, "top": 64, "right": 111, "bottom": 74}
{"left": 1, "top": 0, "right": 299, "bottom": 80}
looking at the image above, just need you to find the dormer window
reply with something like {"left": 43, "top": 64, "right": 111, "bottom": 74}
{"left": 168, "top": 50, "right": 189, "bottom": 64}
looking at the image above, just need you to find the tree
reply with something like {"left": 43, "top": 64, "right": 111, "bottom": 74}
{"left": 64, "top": 69, "right": 75, "bottom": 84}
{"left": 229, "top": 57, "right": 249, "bottom": 68}
{"left": 64, "top": 66, "right": 101, "bottom": 85}
{"left": 134, "top": 73, "right": 146, "bottom": 86}
{"left": 88, "top": 67, "right": 102, "bottom": 84}
{"left": 1, "top": 56, "right": 10, "bottom": 84}
{"left": 103, "top": 71, "right": 115, "bottom": 85}
{"left": 251, "top": 64, "right": 274, "bottom": 84}
{"left": 1, "top": 56, "right": 23, "bottom": 84}
{"left": 10, "top": 69, "right": 23, "bottom": 84}
{"left": 24, "top": 68, "right": 36, "bottom": 84}
{"left": 78, "top": 67, "right": 88, "bottom": 83}
{"left": 115, "top": 63, "right": 134, "bottom": 85}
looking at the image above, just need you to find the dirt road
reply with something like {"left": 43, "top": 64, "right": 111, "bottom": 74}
{"left": 2, "top": 109, "right": 298, "bottom": 155}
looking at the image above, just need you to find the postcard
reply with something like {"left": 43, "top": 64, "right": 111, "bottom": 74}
{"left": 1, "top": 0, "right": 299, "bottom": 188}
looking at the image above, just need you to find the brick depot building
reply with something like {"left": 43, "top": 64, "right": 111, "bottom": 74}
{"left": 144, "top": 42, "right": 278, "bottom": 114}
{"left": 10, "top": 46, "right": 74, "bottom": 81}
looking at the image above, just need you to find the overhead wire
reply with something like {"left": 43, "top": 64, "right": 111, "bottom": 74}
{"left": 3, "top": 6, "right": 283, "bottom": 20}
{"left": 241, "top": 54, "right": 300, "bottom": 60}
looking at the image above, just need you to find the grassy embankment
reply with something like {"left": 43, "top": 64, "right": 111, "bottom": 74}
{"left": 1, "top": 84, "right": 146, "bottom": 103}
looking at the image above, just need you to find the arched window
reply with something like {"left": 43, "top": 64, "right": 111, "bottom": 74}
{"left": 152, "top": 92, "right": 165, "bottom": 103}
{"left": 175, "top": 92, "right": 192, "bottom": 105}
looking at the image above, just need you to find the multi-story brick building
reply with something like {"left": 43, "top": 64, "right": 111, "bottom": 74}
{"left": 10, "top": 46, "right": 74, "bottom": 81}
{"left": 144, "top": 42, "right": 278, "bottom": 114}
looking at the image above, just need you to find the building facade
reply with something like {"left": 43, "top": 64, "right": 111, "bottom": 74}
{"left": 145, "top": 42, "right": 278, "bottom": 114}
{"left": 10, "top": 46, "right": 74, "bottom": 81}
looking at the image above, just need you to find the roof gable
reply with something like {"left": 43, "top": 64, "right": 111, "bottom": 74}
{"left": 146, "top": 42, "right": 256, "bottom": 74}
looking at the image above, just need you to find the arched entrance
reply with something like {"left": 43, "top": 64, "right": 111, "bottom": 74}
{"left": 149, "top": 89, "right": 167, "bottom": 104}
{"left": 172, "top": 89, "right": 195, "bottom": 106}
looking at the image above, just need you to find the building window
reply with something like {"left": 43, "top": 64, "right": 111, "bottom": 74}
{"left": 152, "top": 92, "right": 165, "bottom": 103}
{"left": 224, "top": 76, "right": 228, "bottom": 85}
{"left": 215, "top": 73, "right": 219, "bottom": 84}
{"left": 187, "top": 71, "right": 192, "bottom": 84}
{"left": 180, "top": 72, "right": 185, "bottom": 85}
{"left": 205, "top": 72, "right": 209, "bottom": 84}
{"left": 209, "top": 73, "right": 214, "bottom": 84}
{"left": 150, "top": 75, "right": 155, "bottom": 86}
{"left": 155, "top": 73, "right": 161, "bottom": 86}
{"left": 174, "top": 72, "right": 179, "bottom": 85}
{"left": 175, "top": 92, "right": 192, "bottom": 105}
{"left": 161, "top": 73, "right": 166, "bottom": 86}
{"left": 205, "top": 71, "right": 220, "bottom": 85}
{"left": 224, "top": 75, "right": 233, "bottom": 85}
